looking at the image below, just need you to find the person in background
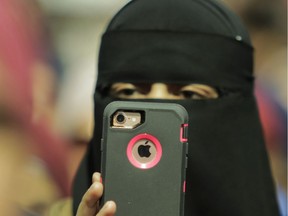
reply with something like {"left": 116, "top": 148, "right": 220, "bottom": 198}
{"left": 71, "top": 0, "right": 280, "bottom": 215}
{"left": 0, "top": 0, "right": 70, "bottom": 214}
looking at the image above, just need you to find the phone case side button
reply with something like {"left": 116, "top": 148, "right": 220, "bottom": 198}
{"left": 101, "top": 138, "right": 104, "bottom": 151}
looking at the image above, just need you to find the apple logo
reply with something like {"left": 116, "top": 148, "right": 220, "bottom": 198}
{"left": 128, "top": 134, "right": 162, "bottom": 169}
{"left": 138, "top": 141, "right": 151, "bottom": 158}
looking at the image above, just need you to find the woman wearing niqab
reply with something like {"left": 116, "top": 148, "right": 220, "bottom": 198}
{"left": 73, "top": 0, "right": 280, "bottom": 215}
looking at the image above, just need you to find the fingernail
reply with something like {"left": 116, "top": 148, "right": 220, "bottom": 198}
{"left": 92, "top": 172, "right": 101, "bottom": 182}
{"left": 103, "top": 201, "right": 113, "bottom": 209}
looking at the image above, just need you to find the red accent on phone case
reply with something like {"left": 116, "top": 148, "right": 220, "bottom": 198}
{"left": 180, "top": 124, "right": 188, "bottom": 142}
{"left": 183, "top": 181, "right": 186, "bottom": 193}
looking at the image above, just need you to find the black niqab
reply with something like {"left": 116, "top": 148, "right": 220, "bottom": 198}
{"left": 73, "top": 0, "right": 280, "bottom": 215}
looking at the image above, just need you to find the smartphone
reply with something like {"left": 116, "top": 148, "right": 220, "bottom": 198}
{"left": 100, "top": 101, "right": 189, "bottom": 216}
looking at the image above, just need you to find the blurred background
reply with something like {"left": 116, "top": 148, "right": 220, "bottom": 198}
{"left": 0, "top": 0, "right": 286, "bottom": 215}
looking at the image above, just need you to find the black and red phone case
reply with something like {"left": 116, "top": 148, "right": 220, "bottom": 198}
{"left": 100, "top": 101, "right": 188, "bottom": 216}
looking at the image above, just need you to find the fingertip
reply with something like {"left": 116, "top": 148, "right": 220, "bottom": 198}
{"left": 103, "top": 201, "right": 117, "bottom": 214}
{"left": 106, "top": 201, "right": 116, "bottom": 210}
{"left": 92, "top": 172, "right": 101, "bottom": 182}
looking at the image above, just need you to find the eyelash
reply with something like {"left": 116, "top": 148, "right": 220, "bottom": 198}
{"left": 179, "top": 90, "right": 196, "bottom": 99}
{"left": 117, "top": 88, "right": 136, "bottom": 96}
{"left": 179, "top": 90, "right": 207, "bottom": 99}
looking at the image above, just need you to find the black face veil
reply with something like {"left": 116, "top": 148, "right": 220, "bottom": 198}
{"left": 72, "top": 0, "right": 280, "bottom": 215}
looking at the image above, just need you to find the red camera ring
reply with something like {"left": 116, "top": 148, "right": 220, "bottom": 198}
{"left": 126, "top": 133, "right": 162, "bottom": 169}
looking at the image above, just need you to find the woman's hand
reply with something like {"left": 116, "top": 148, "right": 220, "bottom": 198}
{"left": 76, "top": 172, "right": 116, "bottom": 216}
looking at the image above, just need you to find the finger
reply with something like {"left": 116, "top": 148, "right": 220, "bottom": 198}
{"left": 96, "top": 201, "right": 117, "bottom": 216}
{"left": 76, "top": 182, "right": 103, "bottom": 216}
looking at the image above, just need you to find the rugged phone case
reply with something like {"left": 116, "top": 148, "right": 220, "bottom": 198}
{"left": 100, "top": 101, "right": 189, "bottom": 216}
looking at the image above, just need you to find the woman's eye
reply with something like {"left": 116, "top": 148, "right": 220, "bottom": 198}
{"left": 118, "top": 88, "right": 136, "bottom": 96}
{"left": 180, "top": 90, "right": 203, "bottom": 99}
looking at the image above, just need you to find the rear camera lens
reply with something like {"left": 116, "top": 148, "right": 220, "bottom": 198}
{"left": 116, "top": 113, "right": 125, "bottom": 123}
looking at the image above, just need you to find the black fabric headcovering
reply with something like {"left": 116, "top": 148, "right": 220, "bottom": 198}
{"left": 98, "top": 0, "right": 254, "bottom": 92}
